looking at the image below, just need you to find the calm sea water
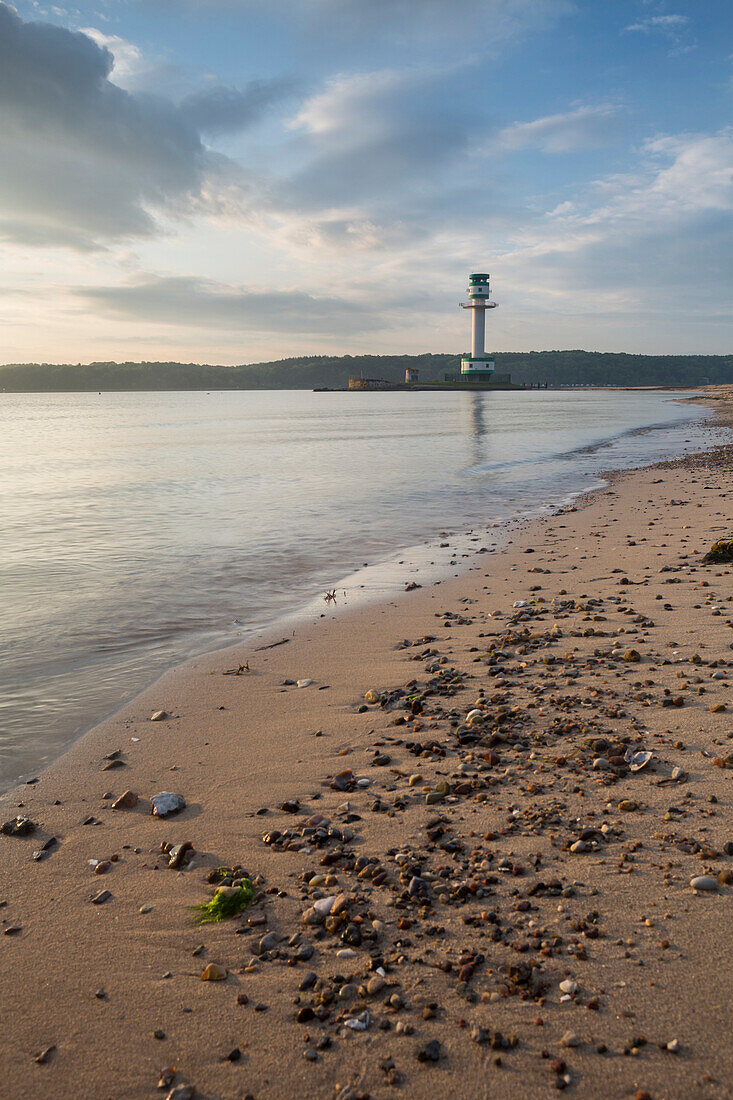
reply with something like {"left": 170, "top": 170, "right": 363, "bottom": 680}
{"left": 0, "top": 388, "right": 724, "bottom": 789}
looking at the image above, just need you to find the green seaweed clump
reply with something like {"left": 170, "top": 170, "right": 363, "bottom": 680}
{"left": 191, "top": 880, "right": 255, "bottom": 924}
{"left": 702, "top": 538, "right": 733, "bottom": 565}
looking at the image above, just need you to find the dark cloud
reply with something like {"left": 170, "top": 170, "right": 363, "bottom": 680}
{"left": 0, "top": 4, "right": 286, "bottom": 249}
{"left": 75, "top": 274, "right": 376, "bottom": 334}
{"left": 181, "top": 78, "right": 297, "bottom": 136}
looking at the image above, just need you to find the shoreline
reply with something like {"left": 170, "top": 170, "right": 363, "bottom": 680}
{"left": 1, "top": 394, "right": 732, "bottom": 1098}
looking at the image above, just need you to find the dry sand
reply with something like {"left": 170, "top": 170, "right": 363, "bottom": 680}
{"left": 1, "top": 398, "right": 732, "bottom": 1100}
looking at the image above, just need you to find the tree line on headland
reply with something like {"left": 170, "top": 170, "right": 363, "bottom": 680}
{"left": 1, "top": 351, "right": 731, "bottom": 392}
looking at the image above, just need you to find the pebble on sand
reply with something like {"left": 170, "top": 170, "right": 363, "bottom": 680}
{"left": 151, "top": 792, "right": 186, "bottom": 817}
{"left": 690, "top": 876, "right": 718, "bottom": 892}
{"left": 111, "top": 790, "right": 138, "bottom": 810}
{"left": 201, "top": 963, "right": 227, "bottom": 981}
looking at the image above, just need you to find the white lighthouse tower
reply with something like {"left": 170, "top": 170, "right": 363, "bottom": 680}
{"left": 460, "top": 273, "right": 497, "bottom": 382}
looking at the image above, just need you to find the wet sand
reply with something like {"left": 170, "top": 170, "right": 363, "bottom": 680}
{"left": 1, "top": 397, "right": 732, "bottom": 1100}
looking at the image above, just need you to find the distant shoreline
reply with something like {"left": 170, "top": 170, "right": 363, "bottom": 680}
{"left": 1, "top": 350, "right": 731, "bottom": 393}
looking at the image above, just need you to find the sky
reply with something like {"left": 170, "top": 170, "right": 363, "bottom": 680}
{"left": 1, "top": 0, "right": 731, "bottom": 364}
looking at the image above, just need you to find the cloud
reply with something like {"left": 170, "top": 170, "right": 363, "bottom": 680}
{"left": 0, "top": 4, "right": 283, "bottom": 249}
{"left": 255, "top": 63, "right": 505, "bottom": 253}
{"left": 156, "top": 0, "right": 572, "bottom": 50}
{"left": 497, "top": 128, "right": 733, "bottom": 315}
{"left": 181, "top": 78, "right": 297, "bottom": 136}
{"left": 624, "top": 14, "right": 689, "bottom": 35}
{"left": 496, "top": 103, "right": 621, "bottom": 153}
{"left": 74, "top": 274, "right": 376, "bottom": 334}
{"left": 80, "top": 28, "right": 148, "bottom": 84}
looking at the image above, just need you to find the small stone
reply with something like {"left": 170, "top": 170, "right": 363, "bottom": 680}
{"left": 297, "top": 1006, "right": 315, "bottom": 1023}
{"left": 1, "top": 816, "right": 36, "bottom": 837}
{"left": 166, "top": 1087, "right": 194, "bottom": 1100}
{"left": 111, "top": 790, "right": 138, "bottom": 810}
{"left": 417, "top": 1039, "right": 442, "bottom": 1063}
{"left": 561, "top": 1031, "right": 580, "bottom": 1048}
{"left": 330, "top": 770, "right": 354, "bottom": 792}
{"left": 201, "top": 963, "right": 227, "bottom": 981}
{"left": 559, "top": 980, "right": 578, "bottom": 995}
{"left": 299, "top": 972, "right": 317, "bottom": 991}
{"left": 297, "top": 679, "right": 314, "bottom": 688}
{"left": 168, "top": 841, "right": 194, "bottom": 869}
{"left": 623, "top": 649, "right": 641, "bottom": 663}
{"left": 666, "top": 1039, "right": 680, "bottom": 1053}
{"left": 690, "top": 876, "right": 717, "bottom": 892}
{"left": 91, "top": 890, "right": 112, "bottom": 905}
{"left": 569, "top": 841, "right": 588, "bottom": 854}
{"left": 139, "top": 904, "right": 153, "bottom": 914}
{"left": 151, "top": 710, "right": 169, "bottom": 721}
{"left": 618, "top": 800, "right": 638, "bottom": 812}
{"left": 153, "top": 1029, "right": 166, "bottom": 1040}
{"left": 34, "top": 1046, "right": 56, "bottom": 1065}
{"left": 94, "top": 860, "right": 112, "bottom": 875}
{"left": 151, "top": 792, "right": 186, "bottom": 817}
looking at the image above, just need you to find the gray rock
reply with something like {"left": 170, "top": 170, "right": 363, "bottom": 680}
{"left": 151, "top": 792, "right": 186, "bottom": 817}
{"left": 408, "top": 875, "right": 429, "bottom": 897}
{"left": 690, "top": 875, "right": 718, "bottom": 892}
{"left": 299, "top": 971, "right": 317, "bottom": 991}
{"left": 166, "top": 1087, "right": 194, "bottom": 1100}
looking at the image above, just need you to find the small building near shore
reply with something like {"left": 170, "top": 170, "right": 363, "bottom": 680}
{"left": 405, "top": 367, "right": 419, "bottom": 384}
{"left": 348, "top": 377, "right": 396, "bottom": 390}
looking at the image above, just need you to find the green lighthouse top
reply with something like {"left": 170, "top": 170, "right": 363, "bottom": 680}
{"left": 469, "top": 273, "right": 490, "bottom": 283}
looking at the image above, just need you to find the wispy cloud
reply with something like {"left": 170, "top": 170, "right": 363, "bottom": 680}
{"left": 74, "top": 274, "right": 377, "bottom": 334}
{"left": 496, "top": 103, "right": 621, "bottom": 153}
{"left": 624, "top": 13, "right": 689, "bottom": 35}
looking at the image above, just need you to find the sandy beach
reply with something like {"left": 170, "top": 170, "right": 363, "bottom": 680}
{"left": 1, "top": 396, "right": 732, "bottom": 1100}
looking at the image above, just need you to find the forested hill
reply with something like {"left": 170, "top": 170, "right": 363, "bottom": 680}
{"left": 1, "top": 351, "right": 731, "bottom": 392}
